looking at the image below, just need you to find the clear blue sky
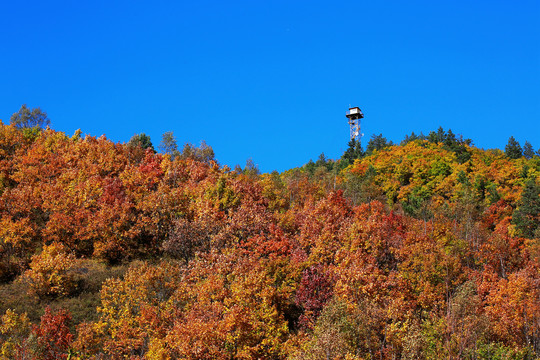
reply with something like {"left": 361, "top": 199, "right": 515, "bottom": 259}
{"left": 1, "top": 1, "right": 539, "bottom": 172}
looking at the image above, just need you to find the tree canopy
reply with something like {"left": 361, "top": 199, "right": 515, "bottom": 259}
{"left": 0, "top": 120, "right": 537, "bottom": 359}
{"left": 10, "top": 104, "right": 50, "bottom": 129}
{"left": 127, "top": 133, "right": 154, "bottom": 151}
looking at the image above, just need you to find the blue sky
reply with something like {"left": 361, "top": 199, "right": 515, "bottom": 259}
{"left": 1, "top": 1, "right": 539, "bottom": 172}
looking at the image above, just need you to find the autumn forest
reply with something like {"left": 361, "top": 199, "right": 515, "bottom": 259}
{"left": 0, "top": 107, "right": 539, "bottom": 359}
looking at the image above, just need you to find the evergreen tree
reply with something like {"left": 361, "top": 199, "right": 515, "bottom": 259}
{"left": 315, "top": 153, "right": 327, "bottom": 168}
{"left": 520, "top": 164, "right": 530, "bottom": 179}
{"left": 401, "top": 131, "right": 427, "bottom": 145}
{"left": 505, "top": 136, "right": 522, "bottom": 159}
{"left": 487, "top": 183, "right": 501, "bottom": 204}
{"left": 441, "top": 129, "right": 472, "bottom": 164}
{"left": 523, "top": 141, "right": 535, "bottom": 159}
{"left": 457, "top": 170, "right": 470, "bottom": 186}
{"left": 341, "top": 139, "right": 363, "bottom": 164}
{"left": 305, "top": 159, "right": 316, "bottom": 174}
{"left": 401, "top": 132, "right": 418, "bottom": 145}
{"left": 512, "top": 176, "right": 540, "bottom": 238}
{"left": 128, "top": 133, "right": 154, "bottom": 151}
{"left": 444, "top": 129, "right": 457, "bottom": 147}
{"left": 366, "top": 134, "right": 392, "bottom": 155}
{"left": 428, "top": 126, "right": 446, "bottom": 143}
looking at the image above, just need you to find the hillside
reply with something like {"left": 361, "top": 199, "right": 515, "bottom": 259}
{"left": 0, "top": 123, "right": 538, "bottom": 359}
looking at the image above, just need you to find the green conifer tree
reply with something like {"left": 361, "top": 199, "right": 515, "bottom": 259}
{"left": 128, "top": 133, "right": 154, "bottom": 151}
{"left": 523, "top": 141, "right": 535, "bottom": 159}
{"left": 366, "top": 134, "right": 392, "bottom": 155}
{"left": 512, "top": 177, "right": 540, "bottom": 238}
{"left": 505, "top": 136, "right": 523, "bottom": 159}
{"left": 341, "top": 139, "right": 363, "bottom": 164}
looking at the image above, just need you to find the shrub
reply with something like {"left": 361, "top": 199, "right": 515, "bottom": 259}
{"left": 24, "top": 244, "right": 77, "bottom": 299}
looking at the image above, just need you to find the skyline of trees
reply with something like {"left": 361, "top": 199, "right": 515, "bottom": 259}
{"left": 0, "top": 106, "right": 538, "bottom": 359}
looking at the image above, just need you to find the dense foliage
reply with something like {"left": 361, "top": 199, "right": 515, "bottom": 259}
{"left": 0, "top": 121, "right": 538, "bottom": 359}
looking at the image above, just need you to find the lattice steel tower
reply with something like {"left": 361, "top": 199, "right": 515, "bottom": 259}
{"left": 346, "top": 106, "right": 364, "bottom": 142}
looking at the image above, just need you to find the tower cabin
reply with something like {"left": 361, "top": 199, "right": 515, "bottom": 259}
{"left": 346, "top": 107, "right": 364, "bottom": 120}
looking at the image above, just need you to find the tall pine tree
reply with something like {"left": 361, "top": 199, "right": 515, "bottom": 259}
{"left": 341, "top": 139, "right": 363, "bottom": 165}
{"left": 523, "top": 141, "right": 535, "bottom": 159}
{"left": 505, "top": 136, "right": 523, "bottom": 159}
{"left": 512, "top": 177, "right": 540, "bottom": 238}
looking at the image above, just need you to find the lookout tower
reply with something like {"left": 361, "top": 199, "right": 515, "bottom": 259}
{"left": 346, "top": 106, "right": 364, "bottom": 142}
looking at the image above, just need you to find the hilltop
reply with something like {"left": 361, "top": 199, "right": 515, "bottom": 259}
{"left": 0, "top": 122, "right": 538, "bottom": 359}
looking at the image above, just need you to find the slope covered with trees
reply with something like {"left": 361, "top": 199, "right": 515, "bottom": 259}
{"left": 0, "top": 116, "right": 538, "bottom": 359}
